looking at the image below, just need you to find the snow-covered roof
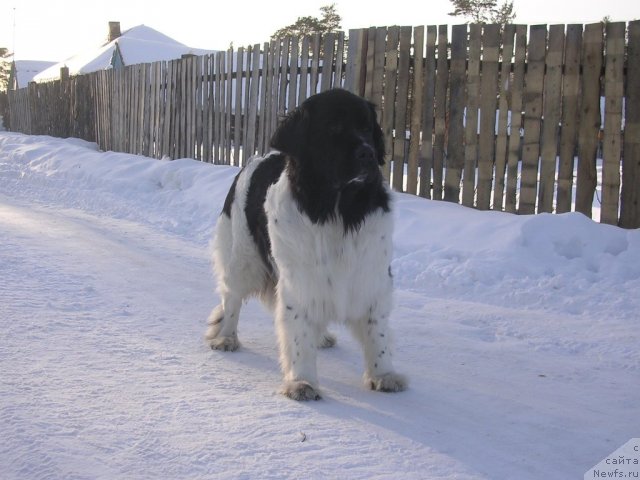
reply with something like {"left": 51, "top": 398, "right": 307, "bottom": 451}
{"left": 33, "top": 24, "right": 216, "bottom": 83}
{"left": 11, "top": 60, "right": 57, "bottom": 88}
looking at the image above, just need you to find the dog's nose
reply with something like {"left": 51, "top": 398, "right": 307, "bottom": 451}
{"left": 355, "top": 144, "right": 375, "bottom": 165}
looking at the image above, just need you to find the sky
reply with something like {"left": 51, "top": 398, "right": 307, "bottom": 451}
{"left": 1, "top": 0, "right": 638, "bottom": 62}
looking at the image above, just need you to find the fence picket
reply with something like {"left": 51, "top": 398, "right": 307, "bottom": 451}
{"left": 381, "top": 27, "right": 399, "bottom": 181}
{"left": 538, "top": 24, "right": 565, "bottom": 213}
{"left": 444, "top": 24, "right": 467, "bottom": 202}
{"left": 575, "top": 23, "right": 604, "bottom": 218}
{"left": 601, "top": 22, "right": 625, "bottom": 225}
{"left": 433, "top": 25, "right": 449, "bottom": 201}
{"left": 392, "top": 26, "right": 412, "bottom": 192}
{"left": 493, "top": 24, "right": 516, "bottom": 210}
{"left": 419, "top": 26, "right": 437, "bottom": 199}
{"left": 462, "top": 24, "right": 482, "bottom": 207}
{"left": 477, "top": 24, "right": 501, "bottom": 210}
{"left": 556, "top": 25, "right": 582, "bottom": 214}
{"left": 519, "top": 25, "right": 547, "bottom": 215}
{"left": 406, "top": 26, "right": 424, "bottom": 196}
{"left": 620, "top": 20, "right": 640, "bottom": 228}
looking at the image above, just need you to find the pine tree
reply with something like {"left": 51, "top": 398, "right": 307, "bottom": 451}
{"left": 448, "top": 0, "right": 516, "bottom": 24}
{"left": 0, "top": 48, "right": 11, "bottom": 91}
{"left": 271, "top": 3, "right": 342, "bottom": 39}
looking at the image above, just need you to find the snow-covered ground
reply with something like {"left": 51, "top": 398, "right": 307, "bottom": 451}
{"left": 0, "top": 132, "right": 638, "bottom": 480}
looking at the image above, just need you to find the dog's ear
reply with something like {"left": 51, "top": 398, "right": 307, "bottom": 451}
{"left": 369, "top": 103, "right": 386, "bottom": 166}
{"left": 270, "top": 106, "right": 307, "bottom": 157}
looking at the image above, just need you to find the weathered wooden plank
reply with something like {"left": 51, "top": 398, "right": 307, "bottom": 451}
{"left": 576, "top": 23, "right": 603, "bottom": 218}
{"left": 162, "top": 60, "right": 175, "bottom": 157}
{"left": 364, "top": 27, "right": 377, "bottom": 99}
{"left": 268, "top": 40, "right": 282, "bottom": 145}
{"left": 462, "top": 23, "right": 482, "bottom": 207}
{"left": 203, "top": 55, "right": 213, "bottom": 163}
{"left": 370, "top": 27, "right": 387, "bottom": 113}
{"left": 127, "top": 66, "right": 136, "bottom": 153}
{"left": 234, "top": 47, "right": 245, "bottom": 166}
{"left": 344, "top": 28, "right": 367, "bottom": 96}
{"left": 575, "top": 23, "right": 603, "bottom": 218}
{"left": 214, "top": 52, "right": 224, "bottom": 163}
{"left": 505, "top": 25, "right": 527, "bottom": 213}
{"left": 188, "top": 56, "right": 197, "bottom": 158}
{"left": 242, "top": 48, "right": 252, "bottom": 166}
{"left": 518, "top": 25, "right": 547, "bottom": 215}
{"left": 419, "top": 25, "right": 437, "bottom": 199}
{"left": 226, "top": 49, "right": 234, "bottom": 163}
{"left": 288, "top": 37, "right": 300, "bottom": 111}
{"left": 278, "top": 38, "right": 290, "bottom": 116}
{"left": 432, "top": 25, "right": 449, "bottom": 201}
{"left": 334, "top": 31, "right": 346, "bottom": 88}
{"left": 181, "top": 58, "right": 190, "bottom": 158}
{"left": 205, "top": 55, "right": 215, "bottom": 163}
{"left": 406, "top": 26, "right": 424, "bottom": 196}
{"left": 392, "top": 26, "right": 412, "bottom": 192}
{"left": 309, "top": 34, "right": 322, "bottom": 96}
{"left": 191, "top": 56, "right": 199, "bottom": 159}
{"left": 493, "top": 24, "right": 516, "bottom": 210}
{"left": 299, "top": 36, "right": 310, "bottom": 102}
{"left": 444, "top": 24, "right": 467, "bottom": 202}
{"left": 620, "top": 20, "right": 640, "bottom": 228}
{"left": 556, "top": 25, "right": 582, "bottom": 213}
{"left": 381, "top": 27, "right": 400, "bottom": 181}
{"left": 143, "top": 63, "right": 152, "bottom": 157}
{"left": 600, "top": 22, "right": 625, "bottom": 225}
{"left": 538, "top": 24, "right": 565, "bottom": 212}
{"left": 477, "top": 23, "right": 501, "bottom": 210}
{"left": 257, "top": 43, "right": 269, "bottom": 155}
{"left": 246, "top": 44, "right": 261, "bottom": 160}
{"left": 153, "top": 61, "right": 162, "bottom": 158}
{"left": 321, "top": 33, "right": 336, "bottom": 92}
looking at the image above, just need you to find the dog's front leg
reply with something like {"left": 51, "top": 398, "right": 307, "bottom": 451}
{"left": 352, "top": 310, "right": 407, "bottom": 393}
{"left": 275, "top": 299, "right": 322, "bottom": 401}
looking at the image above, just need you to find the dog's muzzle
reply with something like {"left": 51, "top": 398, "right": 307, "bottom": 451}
{"left": 347, "top": 144, "right": 380, "bottom": 186}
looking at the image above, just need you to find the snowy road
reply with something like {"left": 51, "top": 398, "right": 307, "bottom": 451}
{"left": 1, "top": 133, "right": 638, "bottom": 479}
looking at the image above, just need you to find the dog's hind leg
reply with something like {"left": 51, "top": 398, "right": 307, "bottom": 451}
{"left": 205, "top": 294, "right": 242, "bottom": 351}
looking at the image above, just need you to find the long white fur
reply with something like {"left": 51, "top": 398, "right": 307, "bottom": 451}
{"left": 206, "top": 153, "right": 407, "bottom": 399}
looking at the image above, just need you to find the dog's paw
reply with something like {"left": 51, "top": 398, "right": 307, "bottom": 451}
{"left": 318, "top": 332, "right": 337, "bottom": 348}
{"left": 281, "top": 381, "right": 322, "bottom": 401}
{"left": 207, "top": 335, "right": 240, "bottom": 352}
{"left": 366, "top": 372, "right": 408, "bottom": 393}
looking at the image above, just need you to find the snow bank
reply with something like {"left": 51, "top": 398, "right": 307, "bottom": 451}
{"left": 1, "top": 132, "right": 638, "bottom": 480}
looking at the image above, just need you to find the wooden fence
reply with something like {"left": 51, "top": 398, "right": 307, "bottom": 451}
{"left": 7, "top": 22, "right": 640, "bottom": 228}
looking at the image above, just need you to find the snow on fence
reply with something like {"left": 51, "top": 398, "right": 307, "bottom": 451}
{"left": 6, "top": 22, "right": 640, "bottom": 228}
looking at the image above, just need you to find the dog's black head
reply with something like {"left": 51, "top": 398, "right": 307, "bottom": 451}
{"left": 270, "top": 89, "right": 389, "bottom": 230}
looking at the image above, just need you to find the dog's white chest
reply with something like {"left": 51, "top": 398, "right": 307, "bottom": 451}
{"left": 266, "top": 179, "right": 393, "bottom": 323}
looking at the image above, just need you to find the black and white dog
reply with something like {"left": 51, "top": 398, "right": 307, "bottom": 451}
{"left": 206, "top": 89, "right": 407, "bottom": 400}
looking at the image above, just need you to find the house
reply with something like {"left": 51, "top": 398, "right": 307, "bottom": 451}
{"left": 8, "top": 60, "right": 57, "bottom": 89}
{"left": 33, "top": 22, "right": 216, "bottom": 82}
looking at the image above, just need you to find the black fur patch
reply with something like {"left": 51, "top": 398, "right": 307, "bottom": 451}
{"left": 270, "top": 88, "right": 389, "bottom": 232}
{"left": 221, "top": 173, "right": 240, "bottom": 217}
{"left": 244, "top": 154, "right": 286, "bottom": 275}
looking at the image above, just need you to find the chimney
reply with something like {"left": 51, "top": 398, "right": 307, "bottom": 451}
{"left": 108, "top": 22, "right": 121, "bottom": 42}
